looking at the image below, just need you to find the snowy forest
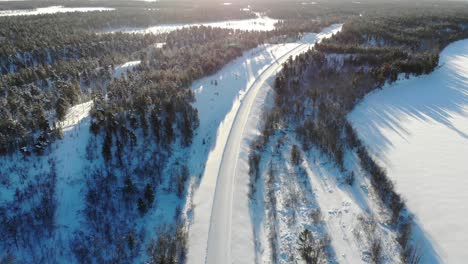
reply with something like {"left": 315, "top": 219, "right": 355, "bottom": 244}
{"left": 1, "top": 0, "right": 467, "bottom": 263}
{"left": 248, "top": 4, "right": 468, "bottom": 264}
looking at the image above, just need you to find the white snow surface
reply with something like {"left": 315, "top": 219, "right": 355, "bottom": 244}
{"left": 0, "top": 100, "right": 93, "bottom": 261}
{"left": 57, "top": 101, "right": 93, "bottom": 132}
{"left": 186, "top": 24, "right": 343, "bottom": 264}
{"left": 106, "top": 15, "right": 278, "bottom": 35}
{"left": 112, "top": 60, "right": 141, "bottom": 78}
{"left": 0, "top": 5, "right": 114, "bottom": 16}
{"left": 53, "top": 101, "right": 93, "bottom": 260}
{"left": 349, "top": 39, "right": 468, "bottom": 263}
{"left": 253, "top": 133, "right": 402, "bottom": 264}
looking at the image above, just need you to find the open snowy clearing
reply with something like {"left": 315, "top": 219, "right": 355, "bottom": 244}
{"left": 57, "top": 101, "right": 93, "bottom": 132}
{"left": 0, "top": 99, "right": 93, "bottom": 261}
{"left": 0, "top": 5, "right": 114, "bottom": 16}
{"left": 105, "top": 15, "right": 278, "bottom": 35}
{"left": 349, "top": 39, "right": 468, "bottom": 263}
{"left": 186, "top": 24, "right": 342, "bottom": 264}
{"left": 53, "top": 101, "right": 93, "bottom": 261}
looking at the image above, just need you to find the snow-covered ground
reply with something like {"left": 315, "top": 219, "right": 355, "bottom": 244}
{"left": 105, "top": 15, "right": 278, "bottom": 35}
{"left": 0, "top": 100, "right": 93, "bottom": 261}
{"left": 0, "top": 5, "right": 114, "bottom": 16}
{"left": 112, "top": 60, "right": 141, "bottom": 78}
{"left": 349, "top": 39, "right": 468, "bottom": 263}
{"left": 57, "top": 101, "right": 93, "bottom": 132}
{"left": 186, "top": 24, "right": 342, "bottom": 264}
{"left": 53, "top": 101, "right": 93, "bottom": 260}
{"left": 252, "top": 134, "right": 403, "bottom": 264}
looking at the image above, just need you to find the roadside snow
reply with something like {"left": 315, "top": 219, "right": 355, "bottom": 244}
{"left": 0, "top": 6, "right": 114, "bottom": 16}
{"left": 349, "top": 39, "right": 468, "bottom": 263}
{"left": 186, "top": 24, "right": 342, "bottom": 264}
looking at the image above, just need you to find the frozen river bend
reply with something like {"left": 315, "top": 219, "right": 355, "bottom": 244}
{"left": 349, "top": 39, "right": 468, "bottom": 263}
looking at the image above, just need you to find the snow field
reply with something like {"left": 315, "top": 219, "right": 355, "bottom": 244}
{"left": 349, "top": 39, "right": 468, "bottom": 263}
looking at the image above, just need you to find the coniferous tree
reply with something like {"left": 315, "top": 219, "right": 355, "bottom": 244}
{"left": 164, "top": 118, "right": 174, "bottom": 145}
{"left": 123, "top": 176, "right": 135, "bottom": 203}
{"left": 151, "top": 110, "right": 161, "bottom": 144}
{"left": 137, "top": 198, "right": 147, "bottom": 215}
{"left": 298, "top": 229, "right": 323, "bottom": 264}
{"left": 291, "top": 145, "right": 302, "bottom": 166}
{"left": 55, "top": 97, "right": 69, "bottom": 121}
{"left": 181, "top": 110, "right": 193, "bottom": 147}
{"left": 144, "top": 184, "right": 155, "bottom": 208}
{"left": 102, "top": 132, "right": 112, "bottom": 162}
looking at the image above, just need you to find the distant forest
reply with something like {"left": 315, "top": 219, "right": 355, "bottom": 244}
{"left": 0, "top": 0, "right": 346, "bottom": 155}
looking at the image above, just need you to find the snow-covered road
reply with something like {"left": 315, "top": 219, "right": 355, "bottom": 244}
{"left": 188, "top": 24, "right": 342, "bottom": 264}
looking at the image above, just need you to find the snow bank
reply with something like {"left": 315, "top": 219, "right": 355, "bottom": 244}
{"left": 0, "top": 6, "right": 114, "bottom": 16}
{"left": 349, "top": 39, "right": 468, "bottom": 263}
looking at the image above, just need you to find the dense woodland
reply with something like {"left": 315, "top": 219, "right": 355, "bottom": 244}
{"left": 0, "top": 4, "right": 256, "bottom": 155}
{"left": 0, "top": 1, "right": 343, "bottom": 156}
{"left": 249, "top": 5, "right": 468, "bottom": 264}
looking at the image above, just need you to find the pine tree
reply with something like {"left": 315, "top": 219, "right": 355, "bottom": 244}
{"left": 123, "top": 176, "right": 135, "bottom": 197}
{"left": 151, "top": 110, "right": 161, "bottom": 144}
{"left": 55, "top": 96, "right": 69, "bottom": 121}
{"left": 298, "top": 229, "right": 322, "bottom": 264}
{"left": 164, "top": 118, "right": 174, "bottom": 145}
{"left": 127, "top": 232, "right": 135, "bottom": 250}
{"left": 144, "top": 183, "right": 155, "bottom": 207}
{"left": 181, "top": 110, "right": 193, "bottom": 146}
{"left": 137, "top": 198, "right": 147, "bottom": 215}
{"left": 102, "top": 132, "right": 112, "bottom": 162}
{"left": 291, "top": 145, "right": 302, "bottom": 165}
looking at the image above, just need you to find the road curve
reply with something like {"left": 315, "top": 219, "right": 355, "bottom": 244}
{"left": 192, "top": 24, "right": 342, "bottom": 264}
